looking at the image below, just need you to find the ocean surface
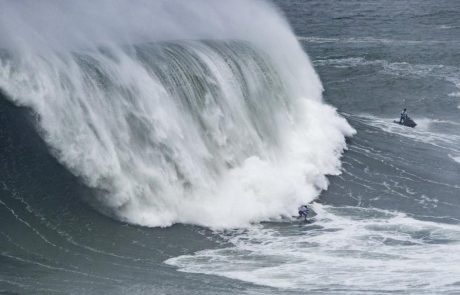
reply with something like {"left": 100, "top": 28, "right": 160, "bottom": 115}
{"left": 1, "top": 0, "right": 460, "bottom": 294}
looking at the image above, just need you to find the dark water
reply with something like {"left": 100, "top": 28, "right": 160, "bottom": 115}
{"left": 1, "top": 0, "right": 460, "bottom": 294}
{"left": 287, "top": 0, "right": 460, "bottom": 218}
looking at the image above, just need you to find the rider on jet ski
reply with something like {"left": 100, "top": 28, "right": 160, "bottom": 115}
{"left": 399, "top": 108, "right": 408, "bottom": 124}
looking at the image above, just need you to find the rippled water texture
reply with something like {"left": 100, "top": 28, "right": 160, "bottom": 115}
{"left": 1, "top": 0, "right": 460, "bottom": 294}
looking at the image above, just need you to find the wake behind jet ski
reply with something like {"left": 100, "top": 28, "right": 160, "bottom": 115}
{"left": 393, "top": 108, "right": 417, "bottom": 128}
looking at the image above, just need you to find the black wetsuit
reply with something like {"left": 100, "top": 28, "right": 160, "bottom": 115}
{"left": 298, "top": 206, "right": 308, "bottom": 220}
{"left": 400, "top": 110, "right": 408, "bottom": 123}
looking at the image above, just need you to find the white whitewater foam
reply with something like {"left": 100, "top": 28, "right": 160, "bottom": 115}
{"left": 0, "top": 0, "right": 354, "bottom": 228}
{"left": 166, "top": 204, "right": 460, "bottom": 292}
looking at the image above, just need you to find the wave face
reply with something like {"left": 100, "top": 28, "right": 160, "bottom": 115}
{"left": 0, "top": 0, "right": 353, "bottom": 228}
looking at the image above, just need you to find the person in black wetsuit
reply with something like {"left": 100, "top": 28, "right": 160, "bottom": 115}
{"left": 399, "top": 108, "right": 408, "bottom": 123}
{"left": 298, "top": 205, "right": 308, "bottom": 221}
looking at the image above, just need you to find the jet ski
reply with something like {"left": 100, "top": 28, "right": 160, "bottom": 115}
{"left": 393, "top": 116, "right": 417, "bottom": 128}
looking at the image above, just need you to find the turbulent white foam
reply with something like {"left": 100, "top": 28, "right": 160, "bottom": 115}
{"left": 0, "top": 0, "right": 354, "bottom": 228}
{"left": 166, "top": 204, "right": 460, "bottom": 292}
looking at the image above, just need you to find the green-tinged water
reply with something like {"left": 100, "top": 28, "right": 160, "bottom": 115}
{"left": 1, "top": 0, "right": 460, "bottom": 294}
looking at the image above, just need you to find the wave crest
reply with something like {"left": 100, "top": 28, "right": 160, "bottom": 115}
{"left": 0, "top": 1, "right": 354, "bottom": 228}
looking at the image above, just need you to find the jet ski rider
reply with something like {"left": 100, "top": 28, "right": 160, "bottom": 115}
{"left": 399, "top": 108, "right": 408, "bottom": 123}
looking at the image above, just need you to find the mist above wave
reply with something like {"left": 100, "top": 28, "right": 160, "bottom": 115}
{"left": 0, "top": 0, "right": 354, "bottom": 228}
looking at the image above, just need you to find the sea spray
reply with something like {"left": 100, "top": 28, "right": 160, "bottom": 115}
{"left": 0, "top": 0, "right": 354, "bottom": 228}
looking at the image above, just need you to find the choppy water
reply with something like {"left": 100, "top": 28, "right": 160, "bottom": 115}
{"left": 1, "top": 0, "right": 460, "bottom": 294}
{"left": 171, "top": 0, "right": 460, "bottom": 293}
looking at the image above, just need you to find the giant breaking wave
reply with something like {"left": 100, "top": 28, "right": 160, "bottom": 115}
{"left": 0, "top": 0, "right": 354, "bottom": 228}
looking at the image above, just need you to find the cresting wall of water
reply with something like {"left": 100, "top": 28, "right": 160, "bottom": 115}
{"left": 0, "top": 0, "right": 354, "bottom": 228}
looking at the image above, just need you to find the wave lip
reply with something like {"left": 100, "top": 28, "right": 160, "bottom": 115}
{"left": 0, "top": 0, "right": 354, "bottom": 228}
